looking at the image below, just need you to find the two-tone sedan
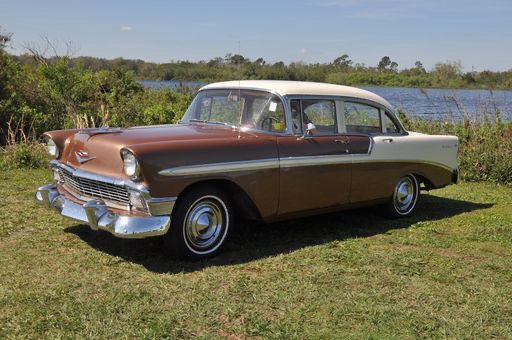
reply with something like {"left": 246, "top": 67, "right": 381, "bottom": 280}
{"left": 36, "top": 80, "right": 459, "bottom": 259}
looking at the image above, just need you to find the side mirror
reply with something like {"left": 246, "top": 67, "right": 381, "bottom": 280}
{"left": 302, "top": 123, "right": 317, "bottom": 139}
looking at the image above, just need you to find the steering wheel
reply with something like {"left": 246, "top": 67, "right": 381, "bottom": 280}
{"left": 261, "top": 117, "right": 281, "bottom": 131}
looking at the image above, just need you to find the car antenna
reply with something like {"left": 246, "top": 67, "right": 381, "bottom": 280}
{"left": 237, "top": 40, "right": 242, "bottom": 139}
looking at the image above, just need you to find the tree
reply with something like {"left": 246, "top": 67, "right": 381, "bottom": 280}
{"left": 414, "top": 61, "right": 424, "bottom": 71}
{"left": 254, "top": 57, "right": 266, "bottom": 66}
{"left": 0, "top": 27, "right": 12, "bottom": 50}
{"left": 431, "top": 61, "right": 463, "bottom": 87}
{"left": 378, "top": 56, "right": 391, "bottom": 71}
{"left": 333, "top": 54, "right": 352, "bottom": 70}
{"left": 226, "top": 54, "right": 248, "bottom": 65}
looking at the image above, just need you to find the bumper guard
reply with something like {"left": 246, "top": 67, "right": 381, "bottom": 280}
{"left": 35, "top": 184, "right": 172, "bottom": 238}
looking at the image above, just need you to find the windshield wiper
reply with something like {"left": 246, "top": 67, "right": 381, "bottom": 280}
{"left": 188, "top": 119, "right": 238, "bottom": 128}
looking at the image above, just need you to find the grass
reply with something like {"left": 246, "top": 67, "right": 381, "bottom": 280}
{"left": 1, "top": 169, "right": 511, "bottom": 338}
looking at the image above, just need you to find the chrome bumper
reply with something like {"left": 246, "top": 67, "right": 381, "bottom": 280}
{"left": 35, "top": 184, "right": 172, "bottom": 238}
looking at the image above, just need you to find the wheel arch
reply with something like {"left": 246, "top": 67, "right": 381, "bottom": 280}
{"left": 414, "top": 173, "right": 436, "bottom": 190}
{"left": 175, "top": 179, "right": 262, "bottom": 221}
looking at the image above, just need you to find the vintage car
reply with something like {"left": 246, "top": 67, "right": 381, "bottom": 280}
{"left": 36, "top": 80, "right": 459, "bottom": 258}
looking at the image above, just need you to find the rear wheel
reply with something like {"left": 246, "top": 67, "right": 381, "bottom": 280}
{"left": 383, "top": 174, "right": 419, "bottom": 218}
{"left": 164, "top": 186, "right": 233, "bottom": 259}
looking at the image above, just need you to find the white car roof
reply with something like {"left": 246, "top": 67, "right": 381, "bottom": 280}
{"left": 200, "top": 80, "right": 393, "bottom": 109}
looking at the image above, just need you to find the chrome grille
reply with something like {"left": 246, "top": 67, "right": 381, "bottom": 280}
{"left": 58, "top": 167, "right": 130, "bottom": 206}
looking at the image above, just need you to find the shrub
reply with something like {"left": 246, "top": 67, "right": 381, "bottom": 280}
{"left": 0, "top": 143, "right": 48, "bottom": 170}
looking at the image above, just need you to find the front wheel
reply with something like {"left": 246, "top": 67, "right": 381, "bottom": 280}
{"left": 164, "top": 186, "right": 233, "bottom": 259}
{"left": 383, "top": 174, "right": 419, "bottom": 218}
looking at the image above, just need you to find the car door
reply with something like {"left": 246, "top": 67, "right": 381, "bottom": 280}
{"left": 343, "top": 101, "right": 405, "bottom": 203}
{"left": 277, "top": 98, "right": 353, "bottom": 215}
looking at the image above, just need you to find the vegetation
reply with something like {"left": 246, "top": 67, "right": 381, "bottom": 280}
{"left": 14, "top": 53, "right": 512, "bottom": 90}
{"left": 1, "top": 27, "right": 512, "bottom": 185}
{"left": 1, "top": 169, "right": 511, "bottom": 338}
{"left": 1, "top": 27, "right": 512, "bottom": 338}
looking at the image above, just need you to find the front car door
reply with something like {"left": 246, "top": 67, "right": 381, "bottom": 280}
{"left": 277, "top": 98, "right": 371, "bottom": 215}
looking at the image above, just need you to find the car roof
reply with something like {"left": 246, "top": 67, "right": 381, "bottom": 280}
{"left": 200, "top": 80, "right": 393, "bottom": 109}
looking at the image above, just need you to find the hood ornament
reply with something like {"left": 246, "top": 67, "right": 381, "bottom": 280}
{"left": 75, "top": 150, "right": 96, "bottom": 164}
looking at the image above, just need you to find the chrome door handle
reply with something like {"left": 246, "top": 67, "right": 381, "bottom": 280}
{"left": 334, "top": 139, "right": 350, "bottom": 144}
{"left": 382, "top": 138, "right": 393, "bottom": 143}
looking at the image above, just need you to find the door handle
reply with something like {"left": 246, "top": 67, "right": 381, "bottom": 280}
{"left": 334, "top": 139, "right": 350, "bottom": 144}
{"left": 382, "top": 138, "right": 393, "bottom": 143}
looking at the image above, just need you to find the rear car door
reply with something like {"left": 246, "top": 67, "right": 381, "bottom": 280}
{"left": 342, "top": 101, "right": 406, "bottom": 203}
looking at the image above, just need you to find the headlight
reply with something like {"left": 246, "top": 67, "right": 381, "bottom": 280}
{"left": 47, "top": 138, "right": 59, "bottom": 158}
{"left": 122, "top": 150, "right": 140, "bottom": 179}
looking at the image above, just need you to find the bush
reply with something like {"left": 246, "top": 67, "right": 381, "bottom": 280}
{"left": 0, "top": 143, "right": 48, "bottom": 169}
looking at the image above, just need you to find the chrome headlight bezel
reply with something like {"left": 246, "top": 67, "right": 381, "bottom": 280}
{"left": 47, "top": 138, "right": 59, "bottom": 158}
{"left": 121, "top": 150, "right": 141, "bottom": 180}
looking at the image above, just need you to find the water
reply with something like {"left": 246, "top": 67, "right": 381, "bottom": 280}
{"left": 141, "top": 80, "right": 512, "bottom": 121}
{"left": 142, "top": 80, "right": 206, "bottom": 90}
{"left": 362, "top": 86, "right": 512, "bottom": 121}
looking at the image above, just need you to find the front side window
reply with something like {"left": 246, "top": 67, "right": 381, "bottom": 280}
{"left": 183, "top": 89, "right": 285, "bottom": 132}
{"left": 344, "top": 102, "right": 381, "bottom": 134}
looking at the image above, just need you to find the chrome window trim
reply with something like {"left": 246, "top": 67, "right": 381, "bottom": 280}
{"left": 284, "top": 94, "right": 406, "bottom": 137}
{"left": 190, "top": 90, "right": 406, "bottom": 137}
{"left": 192, "top": 87, "right": 292, "bottom": 136}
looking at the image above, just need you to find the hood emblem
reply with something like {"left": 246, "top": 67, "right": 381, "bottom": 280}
{"left": 75, "top": 150, "right": 96, "bottom": 164}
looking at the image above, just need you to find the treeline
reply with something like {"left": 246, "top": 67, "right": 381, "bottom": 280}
{"left": 14, "top": 53, "right": 512, "bottom": 90}
{"left": 0, "top": 30, "right": 192, "bottom": 147}
{"left": 2, "top": 29, "right": 512, "bottom": 184}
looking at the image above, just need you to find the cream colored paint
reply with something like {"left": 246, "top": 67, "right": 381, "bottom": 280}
{"left": 365, "top": 132, "right": 459, "bottom": 170}
{"left": 201, "top": 80, "right": 393, "bottom": 109}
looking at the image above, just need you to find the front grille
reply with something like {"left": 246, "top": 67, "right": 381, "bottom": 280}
{"left": 58, "top": 167, "right": 130, "bottom": 206}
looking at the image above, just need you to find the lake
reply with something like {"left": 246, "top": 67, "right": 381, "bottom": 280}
{"left": 142, "top": 80, "right": 512, "bottom": 121}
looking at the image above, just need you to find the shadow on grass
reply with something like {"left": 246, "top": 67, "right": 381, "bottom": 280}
{"left": 65, "top": 194, "right": 492, "bottom": 274}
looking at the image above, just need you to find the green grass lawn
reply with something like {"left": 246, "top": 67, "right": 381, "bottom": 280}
{"left": 1, "top": 169, "right": 511, "bottom": 338}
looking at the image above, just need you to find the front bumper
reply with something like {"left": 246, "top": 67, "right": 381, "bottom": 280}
{"left": 35, "top": 184, "right": 172, "bottom": 238}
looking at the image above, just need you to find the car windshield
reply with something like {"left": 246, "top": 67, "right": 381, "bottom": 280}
{"left": 181, "top": 89, "right": 286, "bottom": 133}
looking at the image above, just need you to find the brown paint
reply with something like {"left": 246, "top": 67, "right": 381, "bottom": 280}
{"left": 45, "top": 124, "right": 455, "bottom": 221}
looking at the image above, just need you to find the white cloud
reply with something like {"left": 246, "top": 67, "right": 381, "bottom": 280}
{"left": 120, "top": 26, "right": 133, "bottom": 32}
{"left": 300, "top": 48, "right": 308, "bottom": 55}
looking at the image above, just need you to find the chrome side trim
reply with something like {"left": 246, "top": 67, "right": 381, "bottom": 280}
{"left": 158, "top": 159, "right": 280, "bottom": 176}
{"left": 351, "top": 159, "right": 455, "bottom": 172}
{"left": 158, "top": 157, "right": 455, "bottom": 176}
{"left": 280, "top": 154, "right": 351, "bottom": 168}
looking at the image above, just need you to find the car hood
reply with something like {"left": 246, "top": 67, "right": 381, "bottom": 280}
{"left": 53, "top": 124, "right": 240, "bottom": 179}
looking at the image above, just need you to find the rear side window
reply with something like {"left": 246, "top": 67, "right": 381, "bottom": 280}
{"left": 291, "top": 99, "right": 336, "bottom": 135}
{"left": 382, "top": 112, "right": 400, "bottom": 133}
{"left": 344, "top": 102, "right": 381, "bottom": 134}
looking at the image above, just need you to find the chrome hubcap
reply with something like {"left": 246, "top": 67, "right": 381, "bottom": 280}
{"left": 184, "top": 197, "right": 225, "bottom": 251}
{"left": 394, "top": 177, "right": 415, "bottom": 213}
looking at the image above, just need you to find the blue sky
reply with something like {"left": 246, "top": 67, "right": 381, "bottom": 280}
{"left": 1, "top": 0, "right": 511, "bottom": 71}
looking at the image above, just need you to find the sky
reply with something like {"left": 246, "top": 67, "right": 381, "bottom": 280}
{"left": 1, "top": 0, "right": 511, "bottom": 71}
